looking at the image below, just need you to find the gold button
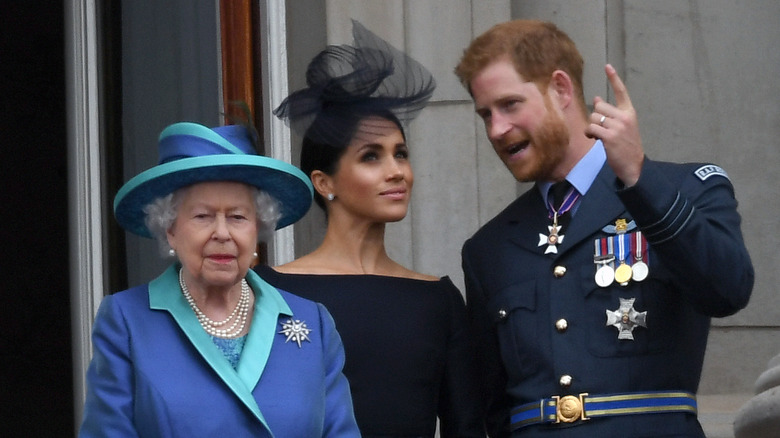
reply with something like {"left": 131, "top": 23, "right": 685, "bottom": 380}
{"left": 555, "top": 319, "right": 568, "bottom": 332}
{"left": 559, "top": 374, "right": 573, "bottom": 388}
{"left": 553, "top": 266, "right": 567, "bottom": 277}
{"left": 497, "top": 309, "right": 507, "bottom": 320}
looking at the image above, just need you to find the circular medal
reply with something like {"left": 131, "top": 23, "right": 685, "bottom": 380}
{"left": 595, "top": 264, "right": 615, "bottom": 287}
{"left": 632, "top": 261, "right": 649, "bottom": 282}
{"left": 614, "top": 262, "right": 633, "bottom": 285}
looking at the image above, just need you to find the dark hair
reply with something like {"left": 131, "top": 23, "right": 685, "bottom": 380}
{"left": 302, "top": 110, "right": 405, "bottom": 211}
{"left": 275, "top": 20, "right": 432, "bottom": 212}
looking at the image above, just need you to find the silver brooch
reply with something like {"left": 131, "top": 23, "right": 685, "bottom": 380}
{"left": 278, "top": 318, "right": 312, "bottom": 348}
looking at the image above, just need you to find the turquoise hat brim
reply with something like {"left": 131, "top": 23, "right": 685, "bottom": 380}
{"left": 114, "top": 154, "right": 313, "bottom": 238}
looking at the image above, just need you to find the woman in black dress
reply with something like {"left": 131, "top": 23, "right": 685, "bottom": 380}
{"left": 255, "top": 21, "right": 483, "bottom": 437}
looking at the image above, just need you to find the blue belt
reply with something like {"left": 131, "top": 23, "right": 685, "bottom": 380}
{"left": 510, "top": 391, "right": 697, "bottom": 431}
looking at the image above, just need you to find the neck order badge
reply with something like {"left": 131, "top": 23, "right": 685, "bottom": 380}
{"left": 538, "top": 181, "right": 580, "bottom": 254}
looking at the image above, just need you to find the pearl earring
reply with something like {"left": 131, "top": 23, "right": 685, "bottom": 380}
{"left": 253, "top": 252, "right": 258, "bottom": 258}
{"left": 327, "top": 193, "right": 335, "bottom": 201}
{"left": 168, "top": 248, "right": 176, "bottom": 257}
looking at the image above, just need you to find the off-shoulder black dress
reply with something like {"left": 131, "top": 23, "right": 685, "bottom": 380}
{"left": 254, "top": 265, "right": 483, "bottom": 438}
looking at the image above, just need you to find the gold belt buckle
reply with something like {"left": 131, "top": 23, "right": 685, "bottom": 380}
{"left": 553, "top": 393, "right": 589, "bottom": 423}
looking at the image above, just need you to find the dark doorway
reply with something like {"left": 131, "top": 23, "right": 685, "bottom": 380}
{"left": 0, "top": 2, "right": 74, "bottom": 436}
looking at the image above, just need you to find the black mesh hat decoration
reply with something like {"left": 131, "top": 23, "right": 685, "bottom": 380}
{"left": 273, "top": 19, "right": 436, "bottom": 147}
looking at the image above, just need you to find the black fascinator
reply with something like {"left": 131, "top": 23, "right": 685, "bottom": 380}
{"left": 274, "top": 19, "right": 436, "bottom": 148}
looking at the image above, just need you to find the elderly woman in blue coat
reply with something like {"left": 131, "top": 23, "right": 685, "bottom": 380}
{"left": 79, "top": 122, "right": 360, "bottom": 437}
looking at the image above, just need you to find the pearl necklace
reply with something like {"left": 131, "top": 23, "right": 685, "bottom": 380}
{"left": 178, "top": 269, "right": 251, "bottom": 338}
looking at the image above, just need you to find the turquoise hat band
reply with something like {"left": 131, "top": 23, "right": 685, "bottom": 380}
{"left": 159, "top": 122, "right": 247, "bottom": 156}
{"left": 114, "top": 154, "right": 312, "bottom": 210}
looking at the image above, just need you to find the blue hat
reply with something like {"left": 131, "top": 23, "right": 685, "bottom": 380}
{"left": 114, "top": 122, "right": 313, "bottom": 238}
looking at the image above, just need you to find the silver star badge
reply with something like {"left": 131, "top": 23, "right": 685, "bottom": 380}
{"left": 538, "top": 225, "right": 564, "bottom": 254}
{"left": 606, "top": 298, "right": 647, "bottom": 340}
{"left": 279, "top": 318, "right": 311, "bottom": 348}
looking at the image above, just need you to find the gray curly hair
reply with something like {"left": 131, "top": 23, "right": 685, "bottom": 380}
{"left": 143, "top": 186, "right": 282, "bottom": 257}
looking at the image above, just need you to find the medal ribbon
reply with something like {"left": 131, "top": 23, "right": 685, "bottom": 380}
{"left": 594, "top": 239, "right": 615, "bottom": 266}
{"left": 614, "top": 233, "right": 630, "bottom": 264}
{"left": 546, "top": 185, "right": 581, "bottom": 219}
{"left": 630, "top": 231, "right": 649, "bottom": 264}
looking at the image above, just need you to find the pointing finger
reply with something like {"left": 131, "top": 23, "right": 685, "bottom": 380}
{"left": 605, "top": 64, "right": 633, "bottom": 111}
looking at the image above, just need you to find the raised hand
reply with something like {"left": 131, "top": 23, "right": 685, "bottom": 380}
{"left": 585, "top": 64, "right": 645, "bottom": 186}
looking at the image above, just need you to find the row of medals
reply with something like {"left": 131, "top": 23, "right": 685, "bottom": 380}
{"left": 594, "top": 220, "right": 648, "bottom": 287}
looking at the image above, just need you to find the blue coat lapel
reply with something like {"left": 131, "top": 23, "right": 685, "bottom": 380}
{"left": 148, "top": 265, "right": 293, "bottom": 432}
{"left": 237, "top": 270, "right": 292, "bottom": 391}
{"left": 506, "top": 187, "right": 551, "bottom": 253}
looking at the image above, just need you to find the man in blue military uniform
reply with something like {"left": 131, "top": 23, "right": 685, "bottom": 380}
{"left": 455, "top": 20, "right": 753, "bottom": 437}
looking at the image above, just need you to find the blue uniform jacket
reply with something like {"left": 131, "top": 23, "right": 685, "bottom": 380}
{"left": 80, "top": 265, "right": 360, "bottom": 437}
{"left": 462, "top": 159, "right": 753, "bottom": 437}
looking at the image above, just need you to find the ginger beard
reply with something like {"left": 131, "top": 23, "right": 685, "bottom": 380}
{"left": 502, "top": 94, "right": 570, "bottom": 183}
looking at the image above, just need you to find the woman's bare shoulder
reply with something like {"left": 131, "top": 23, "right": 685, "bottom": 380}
{"left": 275, "top": 257, "right": 440, "bottom": 281}
{"left": 393, "top": 265, "right": 440, "bottom": 282}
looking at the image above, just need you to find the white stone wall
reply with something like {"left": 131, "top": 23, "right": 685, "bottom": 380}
{"left": 285, "top": 0, "right": 780, "bottom": 396}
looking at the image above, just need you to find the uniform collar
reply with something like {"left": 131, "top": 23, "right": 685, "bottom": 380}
{"left": 539, "top": 140, "right": 606, "bottom": 204}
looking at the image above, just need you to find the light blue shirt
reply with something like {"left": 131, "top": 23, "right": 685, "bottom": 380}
{"left": 539, "top": 140, "right": 606, "bottom": 215}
